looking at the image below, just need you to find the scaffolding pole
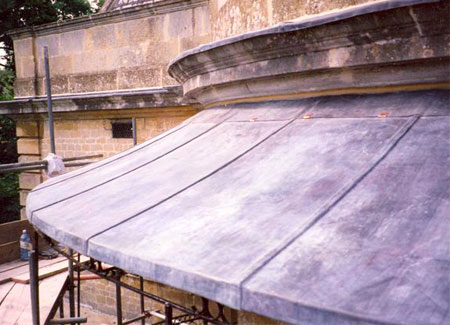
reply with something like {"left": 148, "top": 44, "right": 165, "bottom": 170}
{"left": 29, "top": 231, "right": 40, "bottom": 325}
{"left": 68, "top": 249, "right": 75, "bottom": 318}
{"left": 44, "top": 46, "right": 56, "bottom": 154}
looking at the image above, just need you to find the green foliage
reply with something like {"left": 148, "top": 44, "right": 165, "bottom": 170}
{"left": 95, "top": 0, "right": 106, "bottom": 12}
{"left": 0, "top": 115, "right": 17, "bottom": 163}
{"left": 0, "top": 69, "right": 14, "bottom": 101}
{"left": 0, "top": 172, "right": 20, "bottom": 224}
{"left": 0, "top": 114, "right": 19, "bottom": 224}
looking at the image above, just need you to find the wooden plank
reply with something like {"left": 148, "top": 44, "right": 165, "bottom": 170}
{"left": 0, "top": 260, "right": 28, "bottom": 274}
{"left": 0, "top": 272, "right": 69, "bottom": 325}
{"left": 0, "top": 220, "right": 33, "bottom": 245}
{"left": 40, "top": 273, "right": 68, "bottom": 325}
{"left": 11, "top": 256, "right": 89, "bottom": 284}
{"left": 0, "top": 256, "right": 66, "bottom": 285}
{"left": 12, "top": 260, "right": 68, "bottom": 284}
{"left": 0, "top": 242, "right": 20, "bottom": 265}
{"left": 0, "top": 281, "right": 30, "bottom": 325}
{"left": 16, "top": 272, "right": 69, "bottom": 325}
{"left": 0, "top": 282, "right": 15, "bottom": 304}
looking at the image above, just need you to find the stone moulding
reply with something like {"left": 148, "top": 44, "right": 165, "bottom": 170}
{"left": 168, "top": 0, "right": 450, "bottom": 106}
{"left": 7, "top": 0, "right": 207, "bottom": 40}
{"left": 0, "top": 86, "right": 191, "bottom": 115}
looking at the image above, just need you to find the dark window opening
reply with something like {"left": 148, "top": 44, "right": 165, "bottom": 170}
{"left": 112, "top": 119, "right": 133, "bottom": 139}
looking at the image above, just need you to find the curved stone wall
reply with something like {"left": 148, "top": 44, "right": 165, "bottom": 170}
{"left": 169, "top": 0, "right": 450, "bottom": 106}
{"left": 209, "top": 0, "right": 381, "bottom": 41}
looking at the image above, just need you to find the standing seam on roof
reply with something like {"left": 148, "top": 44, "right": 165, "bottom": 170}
{"left": 84, "top": 107, "right": 312, "bottom": 253}
{"left": 238, "top": 114, "right": 421, "bottom": 314}
{"left": 32, "top": 123, "right": 190, "bottom": 193}
{"left": 29, "top": 122, "right": 222, "bottom": 221}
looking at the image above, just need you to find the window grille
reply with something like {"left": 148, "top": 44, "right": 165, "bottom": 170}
{"left": 111, "top": 119, "right": 133, "bottom": 139}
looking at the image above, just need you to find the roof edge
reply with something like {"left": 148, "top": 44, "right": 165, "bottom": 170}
{"left": 0, "top": 86, "right": 199, "bottom": 116}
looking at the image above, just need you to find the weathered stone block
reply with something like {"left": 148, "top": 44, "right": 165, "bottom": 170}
{"left": 50, "top": 56, "right": 73, "bottom": 76}
{"left": 210, "top": 0, "right": 269, "bottom": 40}
{"left": 60, "top": 29, "right": 86, "bottom": 55}
{"left": 35, "top": 77, "right": 46, "bottom": 96}
{"left": 50, "top": 75, "right": 70, "bottom": 95}
{"left": 18, "top": 154, "right": 41, "bottom": 163}
{"left": 72, "top": 50, "right": 118, "bottom": 74}
{"left": 17, "top": 138, "right": 40, "bottom": 155}
{"left": 17, "top": 57, "right": 36, "bottom": 79}
{"left": 14, "top": 78, "right": 35, "bottom": 97}
{"left": 116, "top": 17, "right": 162, "bottom": 46}
{"left": 20, "top": 207, "right": 27, "bottom": 220}
{"left": 118, "top": 47, "right": 147, "bottom": 68}
{"left": 19, "top": 173, "right": 41, "bottom": 190}
{"left": 85, "top": 24, "right": 117, "bottom": 51}
{"left": 164, "top": 10, "right": 194, "bottom": 40}
{"left": 36, "top": 34, "right": 61, "bottom": 57}
{"left": 118, "top": 67, "right": 161, "bottom": 89}
{"left": 161, "top": 70, "right": 177, "bottom": 86}
{"left": 194, "top": 6, "right": 211, "bottom": 37}
{"left": 68, "top": 72, "right": 117, "bottom": 93}
{"left": 16, "top": 121, "right": 39, "bottom": 137}
{"left": 20, "top": 190, "right": 29, "bottom": 206}
{"left": 13, "top": 38, "right": 33, "bottom": 58}
{"left": 143, "top": 40, "right": 179, "bottom": 65}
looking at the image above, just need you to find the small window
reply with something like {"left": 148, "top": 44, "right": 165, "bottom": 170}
{"left": 111, "top": 119, "right": 133, "bottom": 139}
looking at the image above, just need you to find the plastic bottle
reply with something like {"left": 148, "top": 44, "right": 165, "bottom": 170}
{"left": 20, "top": 229, "right": 31, "bottom": 261}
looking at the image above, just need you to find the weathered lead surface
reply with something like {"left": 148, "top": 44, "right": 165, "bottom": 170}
{"left": 242, "top": 117, "right": 450, "bottom": 325}
{"left": 28, "top": 122, "right": 217, "bottom": 212}
{"left": 27, "top": 90, "right": 450, "bottom": 324}
{"left": 88, "top": 117, "right": 409, "bottom": 308}
{"left": 31, "top": 121, "right": 287, "bottom": 253}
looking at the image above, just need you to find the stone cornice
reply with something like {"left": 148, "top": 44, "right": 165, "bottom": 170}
{"left": 7, "top": 0, "right": 207, "bottom": 40}
{"left": 168, "top": 0, "right": 450, "bottom": 106}
{"left": 0, "top": 86, "right": 194, "bottom": 115}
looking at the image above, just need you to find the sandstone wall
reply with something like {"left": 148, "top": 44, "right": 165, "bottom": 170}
{"left": 13, "top": 1, "right": 211, "bottom": 97}
{"left": 209, "top": 0, "right": 382, "bottom": 40}
{"left": 15, "top": 107, "right": 195, "bottom": 219}
{"left": 12, "top": 0, "right": 386, "bottom": 98}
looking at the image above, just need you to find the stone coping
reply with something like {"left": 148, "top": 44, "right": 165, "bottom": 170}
{"left": 0, "top": 86, "right": 193, "bottom": 115}
{"left": 168, "top": 0, "right": 450, "bottom": 106}
{"left": 7, "top": 0, "right": 207, "bottom": 40}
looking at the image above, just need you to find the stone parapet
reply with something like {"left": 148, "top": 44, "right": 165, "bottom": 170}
{"left": 8, "top": 0, "right": 211, "bottom": 97}
{"left": 168, "top": 0, "right": 450, "bottom": 106}
{"left": 7, "top": 0, "right": 208, "bottom": 40}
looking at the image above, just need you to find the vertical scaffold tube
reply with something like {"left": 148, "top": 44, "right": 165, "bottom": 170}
{"left": 29, "top": 231, "right": 40, "bottom": 325}
{"left": 68, "top": 249, "right": 75, "bottom": 318}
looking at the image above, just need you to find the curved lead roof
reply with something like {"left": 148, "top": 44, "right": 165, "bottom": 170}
{"left": 27, "top": 90, "right": 450, "bottom": 325}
